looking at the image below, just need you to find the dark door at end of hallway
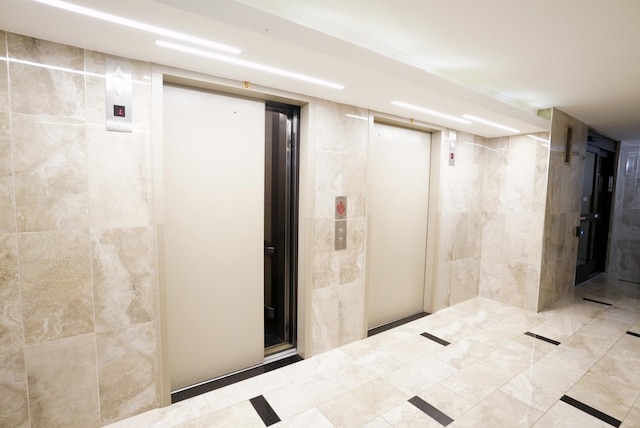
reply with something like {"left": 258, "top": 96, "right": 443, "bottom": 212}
{"left": 264, "top": 102, "right": 299, "bottom": 355}
{"left": 576, "top": 142, "right": 616, "bottom": 285}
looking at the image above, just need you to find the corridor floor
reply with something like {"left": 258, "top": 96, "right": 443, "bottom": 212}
{"left": 107, "top": 275, "right": 640, "bottom": 427}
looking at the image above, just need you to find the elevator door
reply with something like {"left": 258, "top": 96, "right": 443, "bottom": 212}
{"left": 163, "top": 84, "right": 265, "bottom": 391}
{"left": 367, "top": 123, "right": 431, "bottom": 329}
{"left": 576, "top": 144, "right": 615, "bottom": 284}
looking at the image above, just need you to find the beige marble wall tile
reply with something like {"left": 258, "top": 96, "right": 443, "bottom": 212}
{"left": 311, "top": 286, "right": 340, "bottom": 355}
{"left": 19, "top": 231, "right": 94, "bottom": 343}
{"left": 0, "top": 233, "right": 28, "bottom": 427}
{"left": 0, "top": 233, "right": 22, "bottom": 347}
{"left": 0, "top": 348, "right": 29, "bottom": 428}
{"left": 0, "top": 111, "right": 14, "bottom": 232}
{"left": 8, "top": 33, "right": 83, "bottom": 70}
{"left": 0, "top": 31, "right": 8, "bottom": 111}
{"left": 87, "top": 124, "right": 150, "bottom": 229}
{"left": 91, "top": 227, "right": 154, "bottom": 331}
{"left": 8, "top": 33, "right": 85, "bottom": 117}
{"left": 25, "top": 334, "right": 100, "bottom": 428}
{"left": 97, "top": 322, "right": 159, "bottom": 425}
{"left": 12, "top": 113, "right": 88, "bottom": 232}
{"left": 339, "top": 281, "right": 365, "bottom": 344}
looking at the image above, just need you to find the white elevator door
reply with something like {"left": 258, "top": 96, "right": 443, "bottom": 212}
{"left": 163, "top": 84, "right": 265, "bottom": 391}
{"left": 368, "top": 123, "right": 431, "bottom": 329}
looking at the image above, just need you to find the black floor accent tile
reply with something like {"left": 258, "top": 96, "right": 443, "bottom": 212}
{"left": 250, "top": 395, "right": 280, "bottom": 426}
{"left": 368, "top": 312, "right": 430, "bottom": 337}
{"left": 582, "top": 297, "right": 613, "bottom": 306}
{"left": 420, "top": 332, "right": 451, "bottom": 346}
{"left": 524, "top": 331, "right": 560, "bottom": 346}
{"left": 409, "top": 396, "right": 454, "bottom": 426}
{"left": 560, "top": 395, "right": 621, "bottom": 427}
{"left": 626, "top": 331, "right": 640, "bottom": 338}
{"left": 171, "top": 354, "right": 303, "bottom": 403}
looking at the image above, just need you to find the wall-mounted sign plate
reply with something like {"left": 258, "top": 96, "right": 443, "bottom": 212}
{"left": 335, "top": 196, "right": 347, "bottom": 220}
{"left": 106, "top": 57, "right": 132, "bottom": 133}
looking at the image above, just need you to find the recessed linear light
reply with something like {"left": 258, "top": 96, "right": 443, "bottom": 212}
{"left": 34, "top": 0, "right": 241, "bottom": 54}
{"left": 156, "top": 40, "right": 344, "bottom": 90}
{"left": 462, "top": 114, "right": 521, "bottom": 134}
{"left": 391, "top": 101, "right": 471, "bottom": 125}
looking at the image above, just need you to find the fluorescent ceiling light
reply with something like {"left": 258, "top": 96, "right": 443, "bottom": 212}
{"left": 34, "top": 0, "right": 241, "bottom": 54}
{"left": 156, "top": 40, "right": 344, "bottom": 90}
{"left": 391, "top": 101, "right": 471, "bottom": 125}
{"left": 462, "top": 114, "right": 521, "bottom": 134}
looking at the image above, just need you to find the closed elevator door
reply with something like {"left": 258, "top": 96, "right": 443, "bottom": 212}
{"left": 368, "top": 123, "right": 431, "bottom": 329}
{"left": 162, "top": 84, "right": 264, "bottom": 391}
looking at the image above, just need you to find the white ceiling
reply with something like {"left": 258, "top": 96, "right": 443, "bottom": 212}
{"left": 1, "top": 0, "right": 639, "bottom": 142}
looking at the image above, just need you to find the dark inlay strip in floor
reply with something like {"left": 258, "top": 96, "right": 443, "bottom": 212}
{"left": 420, "top": 332, "right": 451, "bottom": 346}
{"left": 582, "top": 297, "right": 613, "bottom": 306}
{"left": 560, "top": 395, "right": 621, "bottom": 427}
{"left": 409, "top": 396, "right": 454, "bottom": 427}
{"left": 368, "top": 312, "right": 430, "bottom": 337}
{"left": 250, "top": 395, "right": 280, "bottom": 426}
{"left": 626, "top": 331, "right": 640, "bottom": 338}
{"left": 171, "top": 354, "right": 303, "bottom": 403}
{"left": 524, "top": 331, "right": 561, "bottom": 346}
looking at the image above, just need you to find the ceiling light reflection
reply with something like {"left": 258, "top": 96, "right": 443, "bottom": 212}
{"left": 392, "top": 101, "right": 471, "bottom": 125}
{"left": 462, "top": 114, "right": 521, "bottom": 134}
{"left": 156, "top": 40, "right": 344, "bottom": 90}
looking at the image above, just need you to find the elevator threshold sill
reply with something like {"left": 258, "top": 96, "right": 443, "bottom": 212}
{"left": 171, "top": 350, "right": 302, "bottom": 404}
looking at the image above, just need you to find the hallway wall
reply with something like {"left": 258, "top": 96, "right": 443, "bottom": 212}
{"left": 539, "top": 109, "right": 589, "bottom": 310}
{"left": 0, "top": 32, "right": 159, "bottom": 427}
{"left": 609, "top": 142, "right": 640, "bottom": 283}
{"left": 479, "top": 133, "right": 549, "bottom": 311}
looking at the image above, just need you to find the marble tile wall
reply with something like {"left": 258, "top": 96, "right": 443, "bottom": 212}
{"left": 608, "top": 142, "right": 640, "bottom": 283}
{"left": 0, "top": 32, "right": 158, "bottom": 427}
{"left": 305, "top": 100, "right": 369, "bottom": 355}
{"left": 432, "top": 131, "right": 486, "bottom": 311}
{"left": 479, "top": 133, "right": 549, "bottom": 311}
{"left": 539, "top": 109, "right": 588, "bottom": 310}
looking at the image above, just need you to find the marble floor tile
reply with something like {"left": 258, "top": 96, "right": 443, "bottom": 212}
{"left": 104, "top": 396, "right": 211, "bottom": 428}
{"left": 317, "top": 378, "right": 409, "bottom": 427}
{"left": 378, "top": 334, "right": 443, "bottom": 364}
{"left": 279, "top": 348, "right": 352, "bottom": 383}
{"left": 622, "top": 397, "right": 640, "bottom": 428}
{"left": 533, "top": 345, "right": 600, "bottom": 382}
{"left": 176, "top": 400, "right": 264, "bottom": 428}
{"left": 272, "top": 407, "right": 334, "bottom": 428}
{"left": 484, "top": 336, "right": 555, "bottom": 376}
{"left": 263, "top": 373, "right": 347, "bottom": 420}
{"left": 532, "top": 400, "right": 611, "bottom": 428}
{"left": 326, "top": 350, "right": 404, "bottom": 390}
{"left": 362, "top": 416, "right": 393, "bottom": 427}
{"left": 383, "top": 355, "right": 457, "bottom": 396}
{"left": 438, "top": 359, "right": 513, "bottom": 404}
{"left": 451, "top": 390, "right": 543, "bottom": 428}
{"left": 434, "top": 336, "right": 497, "bottom": 368}
{"left": 381, "top": 401, "right": 444, "bottom": 428}
{"left": 566, "top": 359, "right": 640, "bottom": 421}
{"left": 597, "top": 305, "right": 640, "bottom": 325}
{"left": 417, "top": 384, "right": 475, "bottom": 420}
{"left": 500, "top": 365, "right": 575, "bottom": 412}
